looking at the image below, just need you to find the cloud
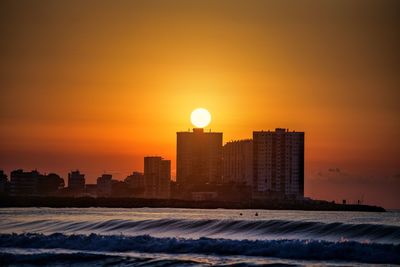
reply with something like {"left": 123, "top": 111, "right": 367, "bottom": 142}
{"left": 311, "top": 169, "right": 400, "bottom": 185}
{"left": 307, "top": 169, "right": 400, "bottom": 209}
{"left": 324, "top": 167, "right": 348, "bottom": 177}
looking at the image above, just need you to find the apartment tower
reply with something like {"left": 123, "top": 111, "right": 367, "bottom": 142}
{"left": 176, "top": 128, "right": 222, "bottom": 195}
{"left": 222, "top": 139, "right": 253, "bottom": 186}
{"left": 253, "top": 128, "right": 304, "bottom": 199}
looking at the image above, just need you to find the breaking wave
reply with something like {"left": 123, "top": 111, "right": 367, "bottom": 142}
{"left": 0, "top": 251, "right": 208, "bottom": 267}
{"left": 0, "top": 233, "right": 399, "bottom": 264}
{"left": 1, "top": 218, "right": 400, "bottom": 244}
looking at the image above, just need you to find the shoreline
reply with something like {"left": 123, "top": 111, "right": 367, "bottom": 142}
{"left": 0, "top": 196, "right": 385, "bottom": 212}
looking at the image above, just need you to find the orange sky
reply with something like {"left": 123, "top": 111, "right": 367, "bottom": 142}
{"left": 0, "top": 0, "right": 399, "bottom": 208}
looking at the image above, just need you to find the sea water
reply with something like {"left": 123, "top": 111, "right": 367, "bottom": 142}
{"left": 0, "top": 208, "right": 399, "bottom": 266}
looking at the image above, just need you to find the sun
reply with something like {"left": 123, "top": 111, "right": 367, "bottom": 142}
{"left": 190, "top": 108, "right": 211, "bottom": 128}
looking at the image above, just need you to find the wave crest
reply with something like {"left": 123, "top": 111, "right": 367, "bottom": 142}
{"left": 0, "top": 233, "right": 399, "bottom": 264}
{"left": 2, "top": 218, "right": 400, "bottom": 243}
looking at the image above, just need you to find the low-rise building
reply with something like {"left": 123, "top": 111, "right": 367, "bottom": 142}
{"left": 144, "top": 157, "right": 171, "bottom": 199}
{"left": 125, "top": 172, "right": 145, "bottom": 197}
{"left": 10, "top": 169, "right": 64, "bottom": 196}
{"left": 68, "top": 170, "right": 85, "bottom": 192}
{"left": 0, "top": 170, "right": 9, "bottom": 195}
{"left": 10, "top": 169, "right": 41, "bottom": 196}
{"left": 97, "top": 174, "right": 112, "bottom": 197}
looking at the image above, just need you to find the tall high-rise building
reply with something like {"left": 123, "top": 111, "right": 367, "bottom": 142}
{"left": 144, "top": 156, "right": 171, "bottom": 199}
{"left": 176, "top": 128, "right": 222, "bottom": 194}
{"left": 68, "top": 170, "right": 85, "bottom": 191}
{"left": 223, "top": 139, "right": 253, "bottom": 186}
{"left": 253, "top": 128, "right": 304, "bottom": 199}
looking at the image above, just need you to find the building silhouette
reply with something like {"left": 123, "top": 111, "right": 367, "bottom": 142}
{"left": 10, "top": 169, "right": 40, "bottom": 196}
{"left": 253, "top": 128, "right": 304, "bottom": 199}
{"left": 0, "top": 170, "right": 9, "bottom": 195}
{"left": 176, "top": 128, "right": 222, "bottom": 197}
{"left": 223, "top": 139, "right": 253, "bottom": 186}
{"left": 68, "top": 170, "right": 85, "bottom": 191}
{"left": 144, "top": 156, "right": 170, "bottom": 199}
{"left": 10, "top": 169, "right": 64, "bottom": 196}
{"left": 84, "top": 184, "right": 98, "bottom": 197}
{"left": 125, "top": 172, "right": 145, "bottom": 197}
{"left": 97, "top": 174, "right": 113, "bottom": 197}
{"left": 37, "top": 173, "right": 64, "bottom": 195}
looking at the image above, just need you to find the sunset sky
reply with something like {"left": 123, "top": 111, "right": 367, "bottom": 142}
{"left": 0, "top": 0, "right": 399, "bottom": 208}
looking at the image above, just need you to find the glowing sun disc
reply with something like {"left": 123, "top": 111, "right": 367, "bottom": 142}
{"left": 191, "top": 108, "right": 211, "bottom": 128}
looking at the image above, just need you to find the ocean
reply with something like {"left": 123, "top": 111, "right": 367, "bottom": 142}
{"left": 0, "top": 207, "right": 399, "bottom": 266}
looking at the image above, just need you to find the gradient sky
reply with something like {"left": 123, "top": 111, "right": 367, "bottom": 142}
{"left": 1, "top": 0, "right": 399, "bottom": 208}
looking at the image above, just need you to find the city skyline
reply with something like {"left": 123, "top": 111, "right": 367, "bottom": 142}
{"left": 0, "top": 126, "right": 303, "bottom": 201}
{"left": 0, "top": 122, "right": 399, "bottom": 208}
{"left": 0, "top": 126, "right": 306, "bottom": 205}
{"left": 1, "top": 1, "right": 399, "bottom": 209}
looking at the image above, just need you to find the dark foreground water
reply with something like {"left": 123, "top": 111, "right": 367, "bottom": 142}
{"left": 0, "top": 208, "right": 399, "bottom": 266}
